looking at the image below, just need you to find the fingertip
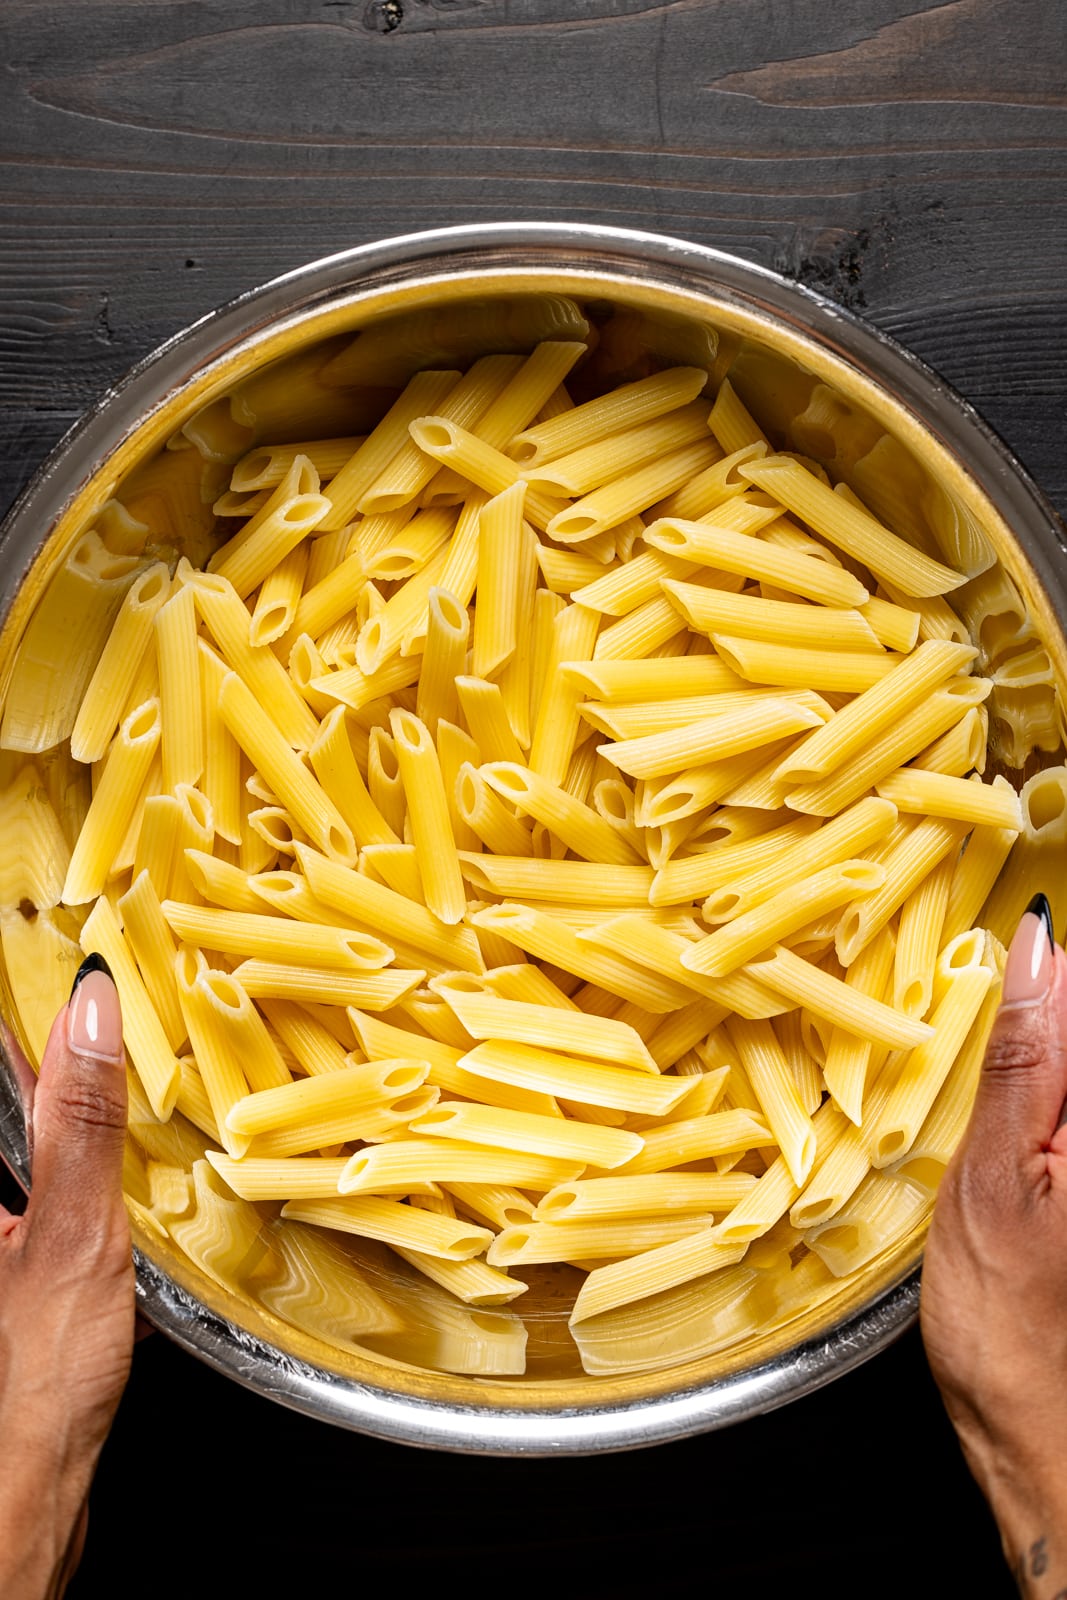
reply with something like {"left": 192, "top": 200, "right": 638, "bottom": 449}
{"left": 66, "top": 958, "right": 124, "bottom": 1066}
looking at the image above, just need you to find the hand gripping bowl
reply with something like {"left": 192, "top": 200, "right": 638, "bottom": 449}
{"left": 1, "top": 223, "right": 1066, "bottom": 1456}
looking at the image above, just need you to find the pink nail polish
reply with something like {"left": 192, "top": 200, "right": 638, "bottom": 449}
{"left": 67, "top": 967, "right": 124, "bottom": 1062}
{"left": 1001, "top": 893, "right": 1054, "bottom": 1007}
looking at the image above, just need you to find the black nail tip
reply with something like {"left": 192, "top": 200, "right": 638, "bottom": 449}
{"left": 1025, "top": 892, "right": 1054, "bottom": 944}
{"left": 70, "top": 951, "right": 113, "bottom": 996}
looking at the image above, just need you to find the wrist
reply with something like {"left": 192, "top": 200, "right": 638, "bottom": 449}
{"left": 954, "top": 1432, "right": 1067, "bottom": 1596}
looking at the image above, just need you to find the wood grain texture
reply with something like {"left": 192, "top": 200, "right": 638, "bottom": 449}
{"left": 2, "top": 0, "right": 1065, "bottom": 516}
{"left": 1, "top": 5, "right": 1063, "bottom": 1594}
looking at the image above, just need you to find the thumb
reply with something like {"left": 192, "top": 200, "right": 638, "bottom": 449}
{"left": 26, "top": 953, "right": 128, "bottom": 1239}
{"left": 956, "top": 893, "right": 1067, "bottom": 1189}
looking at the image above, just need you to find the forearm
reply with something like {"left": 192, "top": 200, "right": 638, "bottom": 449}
{"left": 955, "top": 1434, "right": 1067, "bottom": 1598}
{"left": 0, "top": 1458, "right": 85, "bottom": 1600}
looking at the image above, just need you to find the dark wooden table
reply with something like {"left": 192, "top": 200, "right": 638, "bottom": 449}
{"left": 4, "top": 4, "right": 1065, "bottom": 1593}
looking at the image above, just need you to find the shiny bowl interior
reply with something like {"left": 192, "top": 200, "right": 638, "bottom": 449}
{"left": 1, "top": 222, "right": 1065, "bottom": 1455}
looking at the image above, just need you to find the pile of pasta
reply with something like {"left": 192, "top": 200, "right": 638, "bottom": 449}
{"left": 2, "top": 316, "right": 1066, "bottom": 1379}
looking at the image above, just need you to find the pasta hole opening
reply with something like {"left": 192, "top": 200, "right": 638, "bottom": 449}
{"left": 593, "top": 781, "right": 631, "bottom": 821}
{"left": 177, "top": 786, "right": 213, "bottom": 832}
{"left": 942, "top": 929, "right": 984, "bottom": 970}
{"left": 648, "top": 522, "right": 687, "bottom": 550}
{"left": 457, "top": 767, "right": 479, "bottom": 818}
{"left": 250, "top": 604, "right": 290, "bottom": 645}
{"left": 452, "top": 1235, "right": 492, "bottom": 1258}
{"left": 135, "top": 568, "right": 169, "bottom": 604}
{"left": 383, "top": 1064, "right": 423, "bottom": 1090}
{"left": 508, "top": 437, "right": 538, "bottom": 463}
{"left": 390, "top": 708, "right": 430, "bottom": 750}
{"left": 875, "top": 1130, "right": 907, "bottom": 1164}
{"left": 204, "top": 973, "right": 243, "bottom": 1010}
{"left": 369, "top": 728, "right": 400, "bottom": 780}
{"left": 413, "top": 1109, "right": 456, "bottom": 1129}
{"left": 326, "top": 823, "right": 357, "bottom": 862}
{"left": 356, "top": 620, "right": 384, "bottom": 675}
{"left": 483, "top": 764, "right": 528, "bottom": 799}
{"left": 791, "top": 1198, "right": 836, "bottom": 1230}
{"left": 391, "top": 1090, "right": 433, "bottom": 1116}
{"left": 358, "top": 490, "right": 408, "bottom": 515}
{"left": 897, "top": 977, "right": 929, "bottom": 1017}
{"left": 1025, "top": 773, "right": 1067, "bottom": 834}
{"left": 429, "top": 588, "right": 468, "bottom": 633}
{"left": 702, "top": 890, "right": 742, "bottom": 922}
{"left": 411, "top": 419, "right": 455, "bottom": 451}
{"left": 549, "top": 511, "right": 599, "bottom": 540}
{"left": 175, "top": 945, "right": 202, "bottom": 989}
{"left": 230, "top": 449, "right": 273, "bottom": 491}
{"left": 841, "top": 863, "right": 883, "bottom": 889}
{"left": 834, "top": 909, "right": 863, "bottom": 966}
{"left": 893, "top": 1156, "right": 944, "bottom": 1191}
{"left": 255, "top": 870, "right": 300, "bottom": 895}
{"left": 283, "top": 494, "right": 325, "bottom": 525}
{"left": 501, "top": 1204, "right": 534, "bottom": 1225}
{"left": 537, "top": 1188, "right": 576, "bottom": 1217}
{"left": 814, "top": 1222, "right": 860, "bottom": 1256}
{"left": 125, "top": 701, "right": 161, "bottom": 742}
{"left": 371, "top": 553, "right": 418, "bottom": 579}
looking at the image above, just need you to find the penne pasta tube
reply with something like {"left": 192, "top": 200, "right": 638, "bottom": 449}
{"left": 160, "top": 902, "right": 393, "bottom": 969}
{"left": 868, "top": 962, "right": 995, "bottom": 1170}
{"left": 232, "top": 960, "right": 426, "bottom": 1010}
{"left": 0, "top": 765, "right": 72, "bottom": 914}
{"left": 664, "top": 581, "right": 883, "bottom": 653}
{"left": 409, "top": 1100, "right": 644, "bottom": 1169}
{"left": 471, "top": 479, "right": 525, "bottom": 678}
{"left": 700, "top": 795, "right": 897, "bottom": 923}
{"left": 207, "top": 1152, "right": 350, "bottom": 1201}
{"left": 1, "top": 531, "right": 141, "bottom": 754}
{"left": 785, "top": 679, "right": 991, "bottom": 817}
{"left": 820, "top": 926, "right": 897, "bottom": 1124}
{"left": 389, "top": 707, "right": 466, "bottom": 925}
{"left": 535, "top": 1172, "right": 758, "bottom": 1221}
{"left": 681, "top": 860, "right": 886, "bottom": 978}
{"left": 546, "top": 438, "right": 721, "bottom": 543}
{"left": 480, "top": 762, "right": 642, "bottom": 866}
{"left": 70, "top": 561, "right": 171, "bottom": 764}
{"left": 712, "top": 636, "right": 902, "bottom": 693}
{"left": 739, "top": 454, "right": 967, "bottom": 596}
{"left": 834, "top": 817, "right": 969, "bottom": 966}
{"left": 217, "top": 670, "right": 355, "bottom": 866}
{"left": 188, "top": 570, "right": 320, "bottom": 750}
{"left": 281, "top": 1195, "right": 494, "bottom": 1261}
{"left": 435, "top": 989, "right": 658, "bottom": 1072}
{"left": 595, "top": 698, "right": 825, "bottom": 782}
{"left": 468, "top": 903, "right": 695, "bottom": 1013}
{"left": 509, "top": 365, "right": 709, "bottom": 465}
{"left": 79, "top": 894, "right": 182, "bottom": 1120}
{"left": 337, "top": 1138, "right": 583, "bottom": 1196}
{"left": 569, "top": 1231, "right": 750, "bottom": 1325}
{"left": 225, "top": 1057, "right": 429, "bottom": 1136}
{"left": 874, "top": 767, "right": 1023, "bottom": 830}
{"left": 488, "top": 1214, "right": 715, "bottom": 1265}
{"left": 456, "top": 1039, "right": 699, "bottom": 1117}
{"left": 645, "top": 516, "right": 870, "bottom": 606}
{"left": 416, "top": 589, "right": 469, "bottom": 736}
{"left": 744, "top": 946, "right": 934, "bottom": 1049}
{"left": 62, "top": 699, "right": 162, "bottom": 905}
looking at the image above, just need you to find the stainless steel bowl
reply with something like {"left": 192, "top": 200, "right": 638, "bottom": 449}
{"left": 2, "top": 222, "right": 1064, "bottom": 1455}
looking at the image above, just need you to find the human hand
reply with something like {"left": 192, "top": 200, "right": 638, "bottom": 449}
{"left": 0, "top": 953, "right": 135, "bottom": 1600}
{"left": 921, "top": 894, "right": 1067, "bottom": 1598}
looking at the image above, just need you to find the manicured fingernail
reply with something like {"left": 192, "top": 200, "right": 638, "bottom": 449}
{"left": 70, "top": 951, "right": 113, "bottom": 994}
{"left": 67, "top": 960, "right": 123, "bottom": 1062}
{"left": 1001, "top": 893, "right": 1054, "bottom": 1007}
